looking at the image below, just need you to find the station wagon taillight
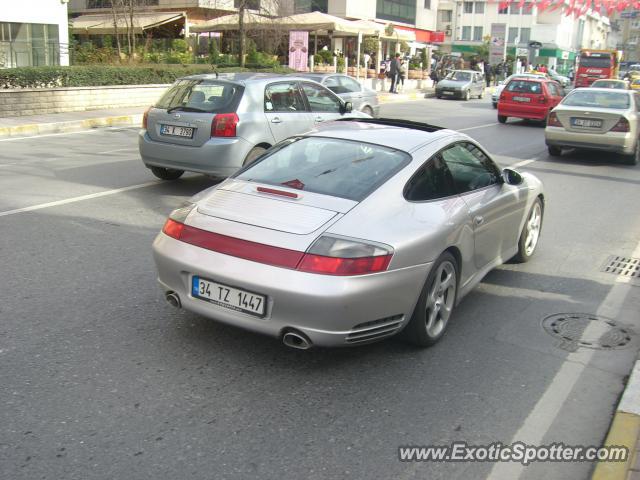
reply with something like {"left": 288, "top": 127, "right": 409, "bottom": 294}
{"left": 610, "top": 117, "right": 630, "bottom": 132}
{"left": 142, "top": 106, "right": 151, "bottom": 129}
{"left": 538, "top": 95, "right": 547, "bottom": 104}
{"left": 211, "top": 113, "right": 239, "bottom": 137}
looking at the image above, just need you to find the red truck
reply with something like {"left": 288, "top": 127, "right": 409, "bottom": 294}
{"left": 574, "top": 49, "right": 620, "bottom": 87}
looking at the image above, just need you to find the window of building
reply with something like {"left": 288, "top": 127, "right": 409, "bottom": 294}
{"left": 498, "top": 5, "right": 509, "bottom": 14}
{"left": 461, "top": 26, "right": 471, "bottom": 40}
{"left": 424, "top": 0, "right": 431, "bottom": 9}
{"left": 87, "top": 0, "right": 158, "bottom": 6}
{"left": 508, "top": 27, "right": 518, "bottom": 43}
{"left": 0, "top": 22, "right": 60, "bottom": 68}
{"left": 474, "top": 2, "right": 485, "bottom": 13}
{"left": 464, "top": 1, "right": 473, "bottom": 13}
{"left": 473, "top": 26, "right": 483, "bottom": 41}
{"left": 234, "top": 0, "right": 261, "bottom": 9}
{"left": 294, "top": 0, "right": 328, "bottom": 13}
{"left": 523, "top": 2, "right": 533, "bottom": 14}
{"left": 520, "top": 27, "right": 531, "bottom": 43}
{"left": 439, "top": 10, "right": 453, "bottom": 22}
{"left": 376, "top": 0, "right": 416, "bottom": 24}
{"left": 510, "top": 4, "right": 521, "bottom": 14}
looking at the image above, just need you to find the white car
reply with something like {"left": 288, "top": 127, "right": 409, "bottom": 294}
{"left": 545, "top": 88, "right": 640, "bottom": 165}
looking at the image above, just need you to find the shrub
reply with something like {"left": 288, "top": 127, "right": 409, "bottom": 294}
{"left": 0, "top": 65, "right": 293, "bottom": 89}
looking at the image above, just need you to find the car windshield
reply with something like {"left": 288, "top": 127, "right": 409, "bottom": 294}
{"left": 562, "top": 90, "right": 630, "bottom": 109}
{"left": 579, "top": 56, "right": 612, "bottom": 68}
{"left": 445, "top": 71, "right": 471, "bottom": 81}
{"left": 155, "top": 80, "right": 243, "bottom": 113}
{"left": 506, "top": 80, "right": 542, "bottom": 94}
{"left": 235, "top": 137, "right": 411, "bottom": 201}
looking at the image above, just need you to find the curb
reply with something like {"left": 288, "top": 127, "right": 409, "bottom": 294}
{"left": 0, "top": 114, "right": 142, "bottom": 139}
{"left": 378, "top": 90, "right": 435, "bottom": 104}
{"left": 592, "top": 359, "right": 640, "bottom": 479}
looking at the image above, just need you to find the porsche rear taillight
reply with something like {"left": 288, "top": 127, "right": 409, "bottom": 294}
{"left": 610, "top": 117, "right": 630, "bottom": 132}
{"left": 162, "top": 218, "right": 184, "bottom": 239}
{"left": 297, "top": 235, "right": 393, "bottom": 275}
{"left": 211, "top": 113, "right": 238, "bottom": 137}
{"left": 547, "top": 112, "right": 562, "bottom": 127}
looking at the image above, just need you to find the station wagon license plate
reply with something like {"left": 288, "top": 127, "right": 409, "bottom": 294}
{"left": 513, "top": 96, "right": 531, "bottom": 102}
{"left": 571, "top": 118, "right": 603, "bottom": 128}
{"left": 442, "top": 91, "right": 454, "bottom": 95}
{"left": 161, "top": 124, "right": 194, "bottom": 138}
{"left": 192, "top": 276, "right": 266, "bottom": 317}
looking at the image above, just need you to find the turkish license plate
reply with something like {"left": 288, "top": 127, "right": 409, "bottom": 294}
{"left": 513, "top": 96, "right": 531, "bottom": 102}
{"left": 161, "top": 124, "right": 194, "bottom": 138}
{"left": 571, "top": 117, "right": 603, "bottom": 128}
{"left": 191, "top": 276, "right": 266, "bottom": 317}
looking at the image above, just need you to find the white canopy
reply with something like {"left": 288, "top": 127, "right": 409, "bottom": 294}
{"left": 71, "top": 12, "right": 185, "bottom": 35}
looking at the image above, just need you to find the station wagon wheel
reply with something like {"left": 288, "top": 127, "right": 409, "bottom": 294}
{"left": 478, "top": 89, "right": 484, "bottom": 99}
{"left": 402, "top": 252, "right": 458, "bottom": 347}
{"left": 623, "top": 141, "right": 639, "bottom": 165}
{"left": 150, "top": 166, "right": 184, "bottom": 181}
{"left": 513, "top": 198, "right": 543, "bottom": 263}
{"left": 548, "top": 145, "right": 561, "bottom": 157}
{"left": 243, "top": 146, "right": 267, "bottom": 166}
{"left": 361, "top": 105, "right": 374, "bottom": 117}
{"left": 464, "top": 90, "right": 471, "bottom": 101}
{"left": 498, "top": 115, "right": 507, "bottom": 124}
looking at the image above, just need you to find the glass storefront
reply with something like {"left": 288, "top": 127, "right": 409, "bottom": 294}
{"left": 0, "top": 22, "right": 60, "bottom": 68}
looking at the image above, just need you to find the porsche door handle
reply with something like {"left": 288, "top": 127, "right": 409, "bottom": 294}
{"left": 314, "top": 116, "right": 324, "bottom": 122}
{"left": 271, "top": 117, "right": 282, "bottom": 124}
{"left": 474, "top": 215, "right": 485, "bottom": 226}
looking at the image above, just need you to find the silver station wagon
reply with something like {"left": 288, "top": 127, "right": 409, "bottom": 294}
{"left": 139, "top": 73, "right": 366, "bottom": 180}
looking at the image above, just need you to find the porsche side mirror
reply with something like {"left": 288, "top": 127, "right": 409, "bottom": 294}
{"left": 502, "top": 168, "right": 523, "bottom": 185}
{"left": 341, "top": 101, "right": 353, "bottom": 114}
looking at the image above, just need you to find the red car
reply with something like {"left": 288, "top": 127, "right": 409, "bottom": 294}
{"left": 497, "top": 78, "right": 564, "bottom": 124}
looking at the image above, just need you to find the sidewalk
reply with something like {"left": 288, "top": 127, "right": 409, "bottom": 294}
{"left": 0, "top": 88, "right": 435, "bottom": 139}
{"left": 0, "top": 107, "right": 145, "bottom": 138}
{"left": 593, "top": 356, "right": 640, "bottom": 480}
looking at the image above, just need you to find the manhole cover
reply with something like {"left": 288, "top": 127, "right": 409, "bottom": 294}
{"left": 601, "top": 256, "right": 640, "bottom": 279}
{"left": 542, "top": 313, "right": 634, "bottom": 352}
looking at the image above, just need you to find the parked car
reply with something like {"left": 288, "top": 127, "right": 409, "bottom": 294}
{"left": 591, "top": 79, "right": 629, "bottom": 89}
{"left": 547, "top": 68, "right": 571, "bottom": 88}
{"left": 630, "top": 78, "right": 640, "bottom": 91}
{"left": 295, "top": 73, "right": 379, "bottom": 117}
{"left": 139, "top": 73, "right": 366, "bottom": 180}
{"left": 153, "top": 118, "right": 545, "bottom": 349}
{"left": 491, "top": 73, "right": 547, "bottom": 108}
{"left": 435, "top": 70, "right": 485, "bottom": 100}
{"left": 545, "top": 88, "right": 639, "bottom": 165}
{"left": 497, "top": 77, "right": 564, "bottom": 124}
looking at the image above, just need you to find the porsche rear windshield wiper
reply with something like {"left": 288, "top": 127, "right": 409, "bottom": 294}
{"left": 166, "top": 106, "right": 208, "bottom": 114}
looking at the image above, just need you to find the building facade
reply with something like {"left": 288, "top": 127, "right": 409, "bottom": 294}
{"left": 609, "top": 10, "right": 640, "bottom": 61}
{"left": 436, "top": 0, "right": 610, "bottom": 74}
{"left": 1, "top": 0, "right": 70, "bottom": 68}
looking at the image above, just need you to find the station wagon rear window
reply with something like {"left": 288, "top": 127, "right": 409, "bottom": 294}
{"left": 155, "top": 80, "right": 243, "bottom": 113}
{"left": 506, "top": 80, "right": 542, "bottom": 94}
{"left": 563, "top": 90, "right": 630, "bottom": 109}
{"left": 235, "top": 137, "right": 411, "bottom": 201}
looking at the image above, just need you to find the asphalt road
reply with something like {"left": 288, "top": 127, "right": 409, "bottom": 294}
{"left": 1, "top": 97, "right": 640, "bottom": 480}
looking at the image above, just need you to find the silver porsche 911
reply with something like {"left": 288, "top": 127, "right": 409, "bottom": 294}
{"left": 152, "top": 118, "right": 544, "bottom": 349}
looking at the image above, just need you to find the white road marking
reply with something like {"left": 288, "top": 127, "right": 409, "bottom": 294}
{"left": 511, "top": 159, "right": 535, "bottom": 169}
{"left": 487, "top": 239, "right": 640, "bottom": 480}
{"left": 0, "top": 181, "right": 160, "bottom": 218}
{"left": 459, "top": 122, "right": 500, "bottom": 132}
{"left": 96, "top": 147, "right": 137, "bottom": 154}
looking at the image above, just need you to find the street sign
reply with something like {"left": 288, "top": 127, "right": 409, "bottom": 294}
{"left": 528, "top": 41, "right": 543, "bottom": 48}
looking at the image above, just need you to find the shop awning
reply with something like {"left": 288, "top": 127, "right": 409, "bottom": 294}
{"left": 71, "top": 12, "right": 185, "bottom": 35}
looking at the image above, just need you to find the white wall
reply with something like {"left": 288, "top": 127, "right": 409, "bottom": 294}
{"left": 2, "top": 0, "right": 70, "bottom": 66}
{"left": 416, "top": 0, "right": 438, "bottom": 31}
{"left": 329, "top": 0, "right": 376, "bottom": 20}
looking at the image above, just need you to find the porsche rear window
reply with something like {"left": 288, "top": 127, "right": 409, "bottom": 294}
{"left": 562, "top": 90, "right": 630, "bottom": 109}
{"left": 506, "top": 80, "right": 542, "bottom": 94}
{"left": 235, "top": 137, "right": 411, "bottom": 201}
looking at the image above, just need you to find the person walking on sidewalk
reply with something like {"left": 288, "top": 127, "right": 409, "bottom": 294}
{"left": 389, "top": 53, "right": 401, "bottom": 94}
{"left": 398, "top": 58, "right": 407, "bottom": 93}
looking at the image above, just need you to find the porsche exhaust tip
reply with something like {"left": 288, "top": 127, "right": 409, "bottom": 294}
{"left": 165, "top": 291, "right": 181, "bottom": 308}
{"left": 282, "top": 330, "right": 312, "bottom": 350}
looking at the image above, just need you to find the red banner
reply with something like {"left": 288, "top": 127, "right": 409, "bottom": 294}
{"left": 488, "top": 0, "right": 640, "bottom": 15}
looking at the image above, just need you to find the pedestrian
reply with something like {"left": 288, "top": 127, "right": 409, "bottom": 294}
{"left": 485, "top": 64, "right": 492, "bottom": 87}
{"left": 398, "top": 58, "right": 407, "bottom": 92}
{"left": 388, "top": 52, "right": 401, "bottom": 93}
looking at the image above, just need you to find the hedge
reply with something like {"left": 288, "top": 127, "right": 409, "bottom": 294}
{"left": 0, "top": 65, "right": 294, "bottom": 89}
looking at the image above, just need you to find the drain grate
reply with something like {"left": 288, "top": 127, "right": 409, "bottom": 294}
{"left": 601, "top": 256, "right": 640, "bottom": 279}
{"left": 542, "top": 313, "right": 634, "bottom": 352}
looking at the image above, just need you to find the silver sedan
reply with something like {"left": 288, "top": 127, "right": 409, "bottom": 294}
{"left": 153, "top": 118, "right": 545, "bottom": 349}
{"left": 296, "top": 73, "right": 380, "bottom": 117}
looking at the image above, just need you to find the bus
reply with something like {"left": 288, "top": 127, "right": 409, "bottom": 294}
{"left": 575, "top": 50, "right": 620, "bottom": 87}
